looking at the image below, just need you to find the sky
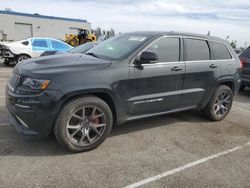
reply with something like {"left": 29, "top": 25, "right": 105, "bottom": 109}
{"left": 0, "top": 0, "right": 250, "bottom": 47}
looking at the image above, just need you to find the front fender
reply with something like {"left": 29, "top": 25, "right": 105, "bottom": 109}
{"left": 57, "top": 83, "right": 126, "bottom": 125}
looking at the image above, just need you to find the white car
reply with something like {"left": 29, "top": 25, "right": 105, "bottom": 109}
{"left": 0, "top": 37, "right": 72, "bottom": 65}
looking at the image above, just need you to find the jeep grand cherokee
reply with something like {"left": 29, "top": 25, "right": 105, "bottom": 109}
{"left": 6, "top": 32, "right": 241, "bottom": 152}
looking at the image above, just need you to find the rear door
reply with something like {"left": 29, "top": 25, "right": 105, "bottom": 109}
{"left": 128, "top": 36, "right": 185, "bottom": 116}
{"left": 181, "top": 38, "right": 221, "bottom": 108}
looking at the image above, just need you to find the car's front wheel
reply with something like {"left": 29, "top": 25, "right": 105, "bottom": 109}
{"left": 202, "top": 85, "right": 233, "bottom": 121}
{"left": 54, "top": 96, "right": 113, "bottom": 152}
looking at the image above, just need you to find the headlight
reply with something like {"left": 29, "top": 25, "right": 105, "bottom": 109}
{"left": 22, "top": 77, "right": 50, "bottom": 90}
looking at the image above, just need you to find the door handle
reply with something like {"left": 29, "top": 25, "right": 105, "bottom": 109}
{"left": 171, "top": 66, "right": 182, "bottom": 71}
{"left": 209, "top": 64, "right": 218, "bottom": 69}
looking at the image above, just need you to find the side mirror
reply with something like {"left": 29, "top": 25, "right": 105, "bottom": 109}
{"left": 135, "top": 51, "right": 158, "bottom": 65}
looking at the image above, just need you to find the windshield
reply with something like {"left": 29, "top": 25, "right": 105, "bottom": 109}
{"left": 86, "top": 34, "right": 152, "bottom": 61}
{"left": 69, "top": 42, "right": 97, "bottom": 53}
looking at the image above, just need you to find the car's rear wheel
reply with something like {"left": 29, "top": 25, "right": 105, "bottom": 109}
{"left": 16, "top": 54, "right": 30, "bottom": 64}
{"left": 54, "top": 96, "right": 113, "bottom": 152}
{"left": 202, "top": 85, "right": 233, "bottom": 121}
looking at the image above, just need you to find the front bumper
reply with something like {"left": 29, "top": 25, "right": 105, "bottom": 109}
{"left": 6, "top": 86, "right": 63, "bottom": 138}
{"left": 8, "top": 113, "right": 39, "bottom": 138}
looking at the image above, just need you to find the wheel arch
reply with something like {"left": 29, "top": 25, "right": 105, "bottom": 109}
{"left": 218, "top": 79, "right": 235, "bottom": 94}
{"left": 16, "top": 53, "right": 31, "bottom": 58}
{"left": 59, "top": 89, "right": 119, "bottom": 125}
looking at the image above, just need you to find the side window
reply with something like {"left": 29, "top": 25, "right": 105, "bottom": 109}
{"left": 146, "top": 37, "right": 180, "bottom": 62}
{"left": 185, "top": 39, "right": 210, "bottom": 61}
{"left": 51, "top": 40, "right": 70, "bottom": 50}
{"left": 210, "top": 42, "right": 232, "bottom": 60}
{"left": 22, "top": 41, "right": 29, "bottom": 46}
{"left": 32, "top": 39, "right": 48, "bottom": 48}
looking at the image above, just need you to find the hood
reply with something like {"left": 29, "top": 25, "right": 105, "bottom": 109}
{"left": 15, "top": 53, "right": 112, "bottom": 76}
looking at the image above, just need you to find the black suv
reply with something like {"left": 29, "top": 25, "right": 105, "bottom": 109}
{"left": 6, "top": 32, "right": 241, "bottom": 152}
{"left": 239, "top": 47, "right": 250, "bottom": 91}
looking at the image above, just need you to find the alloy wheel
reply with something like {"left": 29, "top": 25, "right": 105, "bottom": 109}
{"left": 213, "top": 91, "right": 232, "bottom": 118}
{"left": 66, "top": 106, "right": 106, "bottom": 146}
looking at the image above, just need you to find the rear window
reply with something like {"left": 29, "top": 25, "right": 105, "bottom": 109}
{"left": 240, "top": 48, "right": 250, "bottom": 58}
{"left": 32, "top": 40, "right": 48, "bottom": 48}
{"left": 210, "top": 42, "right": 232, "bottom": 60}
{"left": 185, "top": 39, "right": 210, "bottom": 61}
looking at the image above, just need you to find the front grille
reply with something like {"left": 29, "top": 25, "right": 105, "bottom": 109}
{"left": 8, "top": 73, "right": 21, "bottom": 92}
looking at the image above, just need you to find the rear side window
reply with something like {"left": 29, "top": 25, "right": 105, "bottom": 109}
{"left": 32, "top": 40, "right": 48, "bottom": 48}
{"left": 22, "top": 41, "right": 29, "bottom": 46}
{"left": 185, "top": 39, "right": 210, "bottom": 61}
{"left": 210, "top": 41, "right": 232, "bottom": 60}
{"left": 240, "top": 48, "right": 250, "bottom": 58}
{"left": 146, "top": 37, "right": 180, "bottom": 62}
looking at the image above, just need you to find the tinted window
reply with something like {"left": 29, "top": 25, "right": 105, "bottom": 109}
{"left": 32, "top": 40, "right": 48, "bottom": 48}
{"left": 146, "top": 38, "right": 180, "bottom": 62}
{"left": 210, "top": 42, "right": 232, "bottom": 60}
{"left": 240, "top": 48, "right": 250, "bottom": 59}
{"left": 185, "top": 39, "right": 210, "bottom": 61}
{"left": 51, "top": 40, "right": 70, "bottom": 50}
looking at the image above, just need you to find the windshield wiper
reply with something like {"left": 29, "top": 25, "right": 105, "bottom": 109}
{"left": 85, "top": 52, "right": 100, "bottom": 59}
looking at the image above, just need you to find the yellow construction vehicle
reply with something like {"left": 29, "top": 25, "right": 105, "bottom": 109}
{"left": 65, "top": 29, "right": 96, "bottom": 46}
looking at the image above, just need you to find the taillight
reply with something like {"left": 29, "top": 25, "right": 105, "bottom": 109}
{"left": 240, "top": 58, "right": 246, "bottom": 70}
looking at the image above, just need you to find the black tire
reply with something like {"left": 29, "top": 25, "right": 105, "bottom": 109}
{"left": 16, "top": 54, "right": 30, "bottom": 64}
{"left": 202, "top": 85, "right": 233, "bottom": 121}
{"left": 54, "top": 96, "right": 113, "bottom": 152}
{"left": 239, "top": 85, "right": 245, "bottom": 91}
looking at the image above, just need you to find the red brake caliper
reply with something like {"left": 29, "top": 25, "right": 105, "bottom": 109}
{"left": 92, "top": 112, "right": 100, "bottom": 124}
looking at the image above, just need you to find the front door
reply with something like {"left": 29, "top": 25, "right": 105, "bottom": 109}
{"left": 128, "top": 37, "right": 185, "bottom": 116}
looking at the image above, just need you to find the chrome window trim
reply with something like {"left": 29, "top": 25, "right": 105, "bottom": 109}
{"left": 183, "top": 59, "right": 234, "bottom": 64}
{"left": 141, "top": 61, "right": 184, "bottom": 67}
{"left": 182, "top": 36, "right": 207, "bottom": 41}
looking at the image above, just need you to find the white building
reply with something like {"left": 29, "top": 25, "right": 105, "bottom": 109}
{"left": 0, "top": 10, "right": 91, "bottom": 41}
